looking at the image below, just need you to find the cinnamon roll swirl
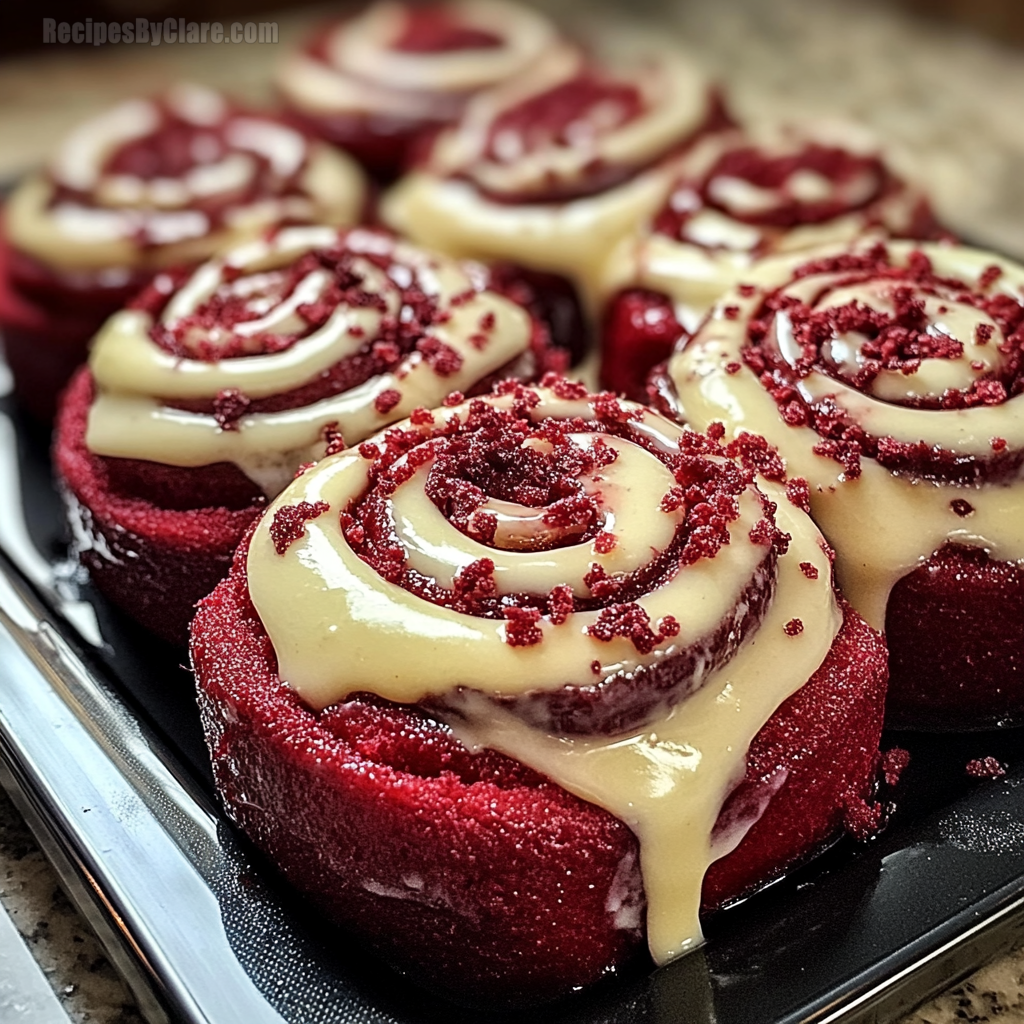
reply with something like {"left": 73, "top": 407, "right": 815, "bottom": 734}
{"left": 665, "top": 240, "right": 1024, "bottom": 728}
{"left": 191, "top": 381, "right": 889, "bottom": 1001}
{"left": 54, "top": 226, "right": 559, "bottom": 643}
{"left": 1, "top": 84, "right": 366, "bottom": 418}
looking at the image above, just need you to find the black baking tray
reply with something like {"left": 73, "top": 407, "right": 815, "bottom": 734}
{"left": 1, "top": 382, "right": 1024, "bottom": 1024}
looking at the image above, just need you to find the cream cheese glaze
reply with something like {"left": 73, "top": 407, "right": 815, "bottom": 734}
{"left": 668, "top": 240, "right": 1024, "bottom": 630}
{"left": 5, "top": 84, "right": 366, "bottom": 274}
{"left": 246, "top": 386, "right": 839, "bottom": 963}
{"left": 278, "top": 0, "right": 559, "bottom": 119}
{"left": 381, "top": 36, "right": 713, "bottom": 306}
{"left": 84, "top": 226, "right": 535, "bottom": 496}
{"left": 601, "top": 123, "right": 935, "bottom": 333}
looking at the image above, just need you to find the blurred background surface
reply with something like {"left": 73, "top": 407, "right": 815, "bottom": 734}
{"left": 1, "top": 0, "right": 1023, "bottom": 255}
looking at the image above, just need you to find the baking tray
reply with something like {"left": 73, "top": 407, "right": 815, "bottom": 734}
{"left": 2, "top": 380, "right": 1024, "bottom": 1024}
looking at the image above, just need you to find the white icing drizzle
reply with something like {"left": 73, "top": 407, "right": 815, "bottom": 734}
{"left": 84, "top": 227, "right": 533, "bottom": 496}
{"left": 600, "top": 123, "right": 931, "bottom": 333}
{"left": 5, "top": 84, "right": 366, "bottom": 273}
{"left": 278, "top": 0, "right": 558, "bottom": 118}
{"left": 668, "top": 239, "right": 1024, "bottom": 630}
{"left": 246, "top": 387, "right": 840, "bottom": 963}
{"left": 381, "top": 36, "right": 711, "bottom": 307}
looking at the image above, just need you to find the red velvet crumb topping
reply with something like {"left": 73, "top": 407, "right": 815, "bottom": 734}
{"left": 270, "top": 500, "right": 331, "bottom": 554}
{"left": 965, "top": 756, "right": 1006, "bottom": 779}
{"left": 743, "top": 244, "right": 1024, "bottom": 482}
{"left": 881, "top": 747, "right": 911, "bottom": 786}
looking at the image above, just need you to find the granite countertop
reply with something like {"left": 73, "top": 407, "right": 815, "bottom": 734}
{"left": 1, "top": 0, "right": 1024, "bottom": 1020}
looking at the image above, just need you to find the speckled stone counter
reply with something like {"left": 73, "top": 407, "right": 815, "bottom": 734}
{"left": 0, "top": 786, "right": 142, "bottom": 1024}
{"left": 1, "top": 1, "right": 1023, "bottom": 1021}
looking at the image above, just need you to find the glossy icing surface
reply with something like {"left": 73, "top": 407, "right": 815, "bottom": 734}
{"left": 278, "top": 0, "right": 558, "bottom": 119}
{"left": 668, "top": 240, "right": 1024, "bottom": 629}
{"left": 247, "top": 385, "right": 839, "bottom": 963}
{"left": 6, "top": 84, "right": 366, "bottom": 272}
{"left": 602, "top": 123, "right": 936, "bottom": 332}
{"left": 382, "top": 36, "right": 712, "bottom": 304}
{"left": 85, "top": 227, "right": 534, "bottom": 495}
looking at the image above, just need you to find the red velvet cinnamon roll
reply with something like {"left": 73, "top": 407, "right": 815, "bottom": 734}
{"left": 191, "top": 381, "right": 888, "bottom": 1003}
{"left": 600, "top": 123, "right": 943, "bottom": 401}
{"left": 277, "top": 0, "right": 563, "bottom": 179}
{"left": 382, "top": 35, "right": 723, "bottom": 308}
{"left": 54, "top": 226, "right": 559, "bottom": 644}
{"left": 0, "top": 84, "right": 367, "bottom": 420}
{"left": 665, "top": 240, "right": 1024, "bottom": 729}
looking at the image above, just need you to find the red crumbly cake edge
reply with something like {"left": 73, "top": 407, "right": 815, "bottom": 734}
{"left": 54, "top": 367, "right": 264, "bottom": 645}
{"left": 190, "top": 538, "right": 888, "bottom": 1005}
{"left": 885, "top": 542, "right": 1024, "bottom": 730}
{"left": 0, "top": 227, "right": 148, "bottom": 421}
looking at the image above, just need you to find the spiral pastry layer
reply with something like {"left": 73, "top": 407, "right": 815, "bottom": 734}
{"left": 85, "top": 225, "right": 552, "bottom": 497}
{"left": 598, "top": 123, "right": 941, "bottom": 401}
{"left": 603, "top": 122, "right": 941, "bottom": 333}
{"left": 382, "top": 34, "right": 719, "bottom": 303}
{"left": 278, "top": 0, "right": 561, "bottom": 177}
{"left": 248, "top": 380, "right": 843, "bottom": 962}
{"left": 666, "top": 240, "right": 1024, "bottom": 726}
{"left": 5, "top": 83, "right": 366, "bottom": 275}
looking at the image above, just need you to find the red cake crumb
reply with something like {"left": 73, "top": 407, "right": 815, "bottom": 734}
{"left": 547, "top": 584, "right": 574, "bottom": 625}
{"left": 799, "top": 561, "right": 819, "bottom": 580}
{"left": 978, "top": 265, "right": 1003, "bottom": 290}
{"left": 586, "top": 603, "right": 674, "bottom": 655}
{"left": 212, "top": 388, "right": 251, "bottom": 431}
{"left": 270, "top": 500, "right": 331, "bottom": 555}
{"left": 543, "top": 374, "right": 590, "bottom": 401}
{"left": 658, "top": 615, "right": 681, "bottom": 638}
{"left": 783, "top": 618, "right": 804, "bottom": 636}
{"left": 881, "top": 747, "right": 911, "bottom": 786}
{"left": 322, "top": 423, "right": 347, "bottom": 456}
{"left": 966, "top": 756, "right": 1006, "bottom": 779}
{"left": 725, "top": 431, "right": 787, "bottom": 481}
{"left": 453, "top": 558, "right": 497, "bottom": 611}
{"left": 786, "top": 477, "right": 811, "bottom": 513}
{"left": 950, "top": 498, "right": 974, "bottom": 517}
{"left": 417, "top": 336, "right": 464, "bottom": 375}
{"left": 842, "top": 794, "right": 884, "bottom": 841}
{"left": 374, "top": 389, "right": 403, "bottom": 414}
{"left": 503, "top": 606, "right": 544, "bottom": 647}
